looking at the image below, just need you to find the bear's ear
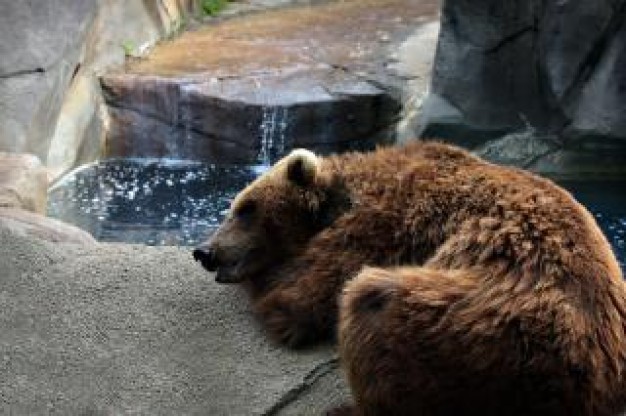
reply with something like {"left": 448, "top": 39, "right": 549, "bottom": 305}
{"left": 286, "top": 149, "right": 319, "bottom": 187}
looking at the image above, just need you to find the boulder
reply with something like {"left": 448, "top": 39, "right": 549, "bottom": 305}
{"left": 0, "top": 228, "right": 348, "bottom": 414}
{"left": 566, "top": 14, "right": 626, "bottom": 143}
{"left": 102, "top": 70, "right": 399, "bottom": 164}
{"left": 0, "top": 0, "right": 198, "bottom": 179}
{"left": 0, "top": 208, "right": 96, "bottom": 245}
{"left": 421, "top": 0, "right": 626, "bottom": 176}
{"left": 0, "top": 152, "right": 94, "bottom": 244}
{"left": 0, "top": 0, "right": 98, "bottom": 161}
{"left": 0, "top": 152, "right": 48, "bottom": 214}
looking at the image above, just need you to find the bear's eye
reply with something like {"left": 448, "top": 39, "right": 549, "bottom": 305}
{"left": 235, "top": 200, "right": 257, "bottom": 220}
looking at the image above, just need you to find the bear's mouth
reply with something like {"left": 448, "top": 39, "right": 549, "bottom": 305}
{"left": 212, "top": 247, "right": 269, "bottom": 284}
{"left": 215, "top": 263, "right": 246, "bottom": 284}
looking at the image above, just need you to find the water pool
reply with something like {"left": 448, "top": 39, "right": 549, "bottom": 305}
{"left": 48, "top": 159, "right": 261, "bottom": 246}
{"left": 48, "top": 160, "right": 625, "bottom": 270}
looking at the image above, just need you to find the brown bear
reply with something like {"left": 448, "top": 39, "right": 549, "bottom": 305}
{"left": 193, "top": 141, "right": 626, "bottom": 415}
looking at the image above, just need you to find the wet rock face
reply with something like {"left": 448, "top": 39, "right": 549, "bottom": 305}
{"left": 102, "top": 0, "right": 439, "bottom": 163}
{"left": 423, "top": 0, "right": 626, "bottom": 176}
{"left": 102, "top": 71, "right": 399, "bottom": 163}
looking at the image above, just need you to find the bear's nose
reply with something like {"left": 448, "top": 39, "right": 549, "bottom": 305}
{"left": 193, "top": 246, "right": 219, "bottom": 272}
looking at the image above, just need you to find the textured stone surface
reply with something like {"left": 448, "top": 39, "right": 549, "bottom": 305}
{"left": 0, "top": 228, "right": 348, "bottom": 414}
{"left": 102, "top": 71, "right": 399, "bottom": 163}
{"left": 0, "top": 152, "right": 48, "bottom": 214}
{"left": 46, "top": 70, "right": 105, "bottom": 179}
{"left": 1, "top": 0, "right": 441, "bottom": 176}
{"left": 0, "top": 0, "right": 98, "bottom": 160}
{"left": 102, "top": 0, "right": 439, "bottom": 163}
{"left": 421, "top": 0, "right": 626, "bottom": 176}
{"left": 0, "top": 0, "right": 198, "bottom": 178}
{"left": 567, "top": 14, "right": 626, "bottom": 142}
{"left": 0, "top": 208, "right": 96, "bottom": 244}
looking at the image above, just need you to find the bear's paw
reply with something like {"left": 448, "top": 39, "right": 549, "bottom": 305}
{"left": 256, "top": 292, "right": 323, "bottom": 348}
{"left": 325, "top": 404, "right": 355, "bottom": 416}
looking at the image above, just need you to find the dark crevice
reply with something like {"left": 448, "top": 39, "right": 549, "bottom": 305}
{"left": 484, "top": 25, "right": 536, "bottom": 54}
{"left": 558, "top": 1, "right": 626, "bottom": 109}
{"left": 533, "top": 0, "right": 569, "bottom": 135}
{"left": 70, "top": 63, "right": 82, "bottom": 82}
{"left": 554, "top": 118, "right": 575, "bottom": 146}
{"left": 262, "top": 357, "right": 340, "bottom": 416}
{"left": 0, "top": 67, "right": 46, "bottom": 79}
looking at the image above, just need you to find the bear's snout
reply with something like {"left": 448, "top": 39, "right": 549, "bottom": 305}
{"left": 193, "top": 246, "right": 219, "bottom": 272}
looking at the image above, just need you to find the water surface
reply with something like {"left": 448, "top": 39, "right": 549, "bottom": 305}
{"left": 48, "top": 160, "right": 625, "bottom": 271}
{"left": 48, "top": 159, "right": 261, "bottom": 246}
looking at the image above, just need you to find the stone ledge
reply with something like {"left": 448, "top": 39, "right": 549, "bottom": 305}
{"left": 0, "top": 208, "right": 96, "bottom": 245}
{"left": 0, "top": 229, "right": 349, "bottom": 414}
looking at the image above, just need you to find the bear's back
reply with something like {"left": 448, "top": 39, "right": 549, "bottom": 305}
{"left": 325, "top": 141, "right": 623, "bottom": 287}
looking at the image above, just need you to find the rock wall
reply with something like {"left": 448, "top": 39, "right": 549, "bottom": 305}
{"left": 101, "top": 0, "right": 439, "bottom": 165}
{"left": 0, "top": 0, "right": 198, "bottom": 179}
{"left": 419, "top": 0, "right": 626, "bottom": 176}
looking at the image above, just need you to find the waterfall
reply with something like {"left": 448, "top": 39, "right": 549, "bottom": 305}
{"left": 175, "top": 82, "right": 196, "bottom": 159}
{"left": 257, "top": 106, "right": 289, "bottom": 166}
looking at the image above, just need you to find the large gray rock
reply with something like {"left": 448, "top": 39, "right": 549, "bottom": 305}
{"left": 102, "top": 71, "right": 399, "bottom": 163}
{"left": 0, "top": 0, "right": 98, "bottom": 160}
{"left": 421, "top": 0, "right": 626, "bottom": 176}
{"left": 0, "top": 228, "right": 348, "bottom": 414}
{"left": 0, "top": 0, "right": 198, "bottom": 179}
{"left": 567, "top": 13, "right": 626, "bottom": 142}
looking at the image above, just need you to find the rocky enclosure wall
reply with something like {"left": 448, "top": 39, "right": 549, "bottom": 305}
{"left": 3, "top": 0, "right": 625, "bottom": 179}
{"left": 0, "top": 0, "right": 197, "bottom": 179}
{"left": 418, "top": 0, "right": 626, "bottom": 176}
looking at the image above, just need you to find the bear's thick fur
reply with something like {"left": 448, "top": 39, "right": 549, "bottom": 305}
{"left": 194, "top": 142, "right": 626, "bottom": 415}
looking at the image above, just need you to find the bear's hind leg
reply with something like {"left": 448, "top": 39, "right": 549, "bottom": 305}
{"left": 336, "top": 265, "right": 593, "bottom": 416}
{"left": 337, "top": 265, "right": 497, "bottom": 415}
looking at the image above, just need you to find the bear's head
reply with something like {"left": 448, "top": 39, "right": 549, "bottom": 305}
{"left": 193, "top": 149, "right": 350, "bottom": 284}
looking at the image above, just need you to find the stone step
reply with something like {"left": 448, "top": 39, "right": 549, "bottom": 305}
{"left": 101, "top": 0, "right": 439, "bottom": 163}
